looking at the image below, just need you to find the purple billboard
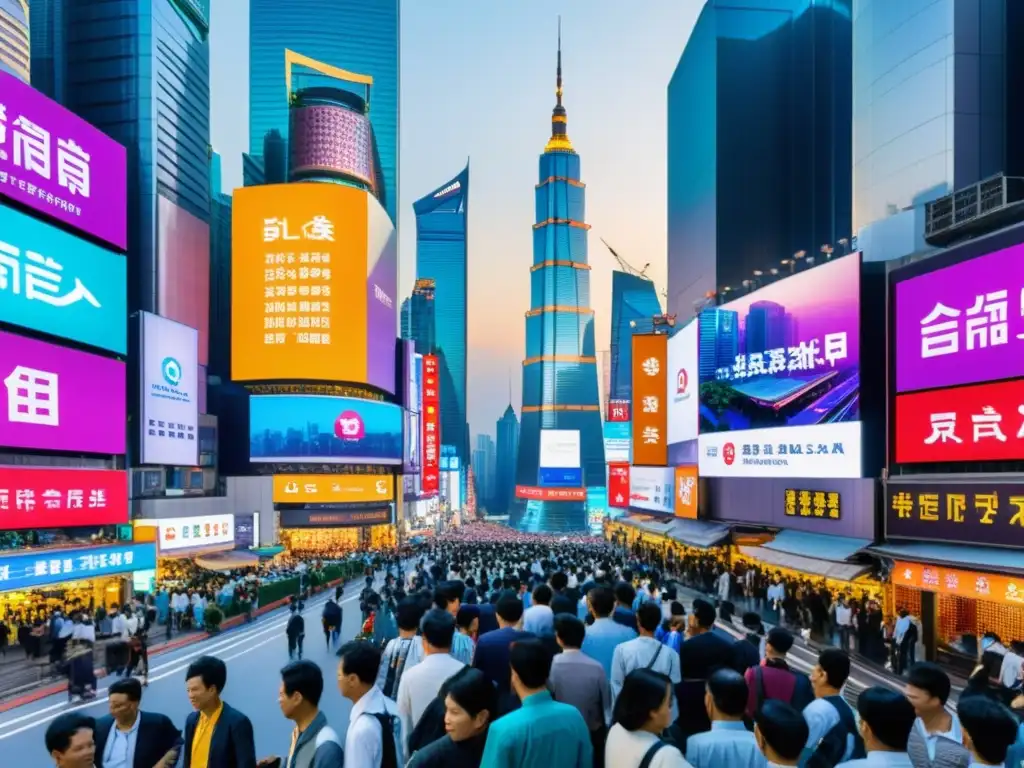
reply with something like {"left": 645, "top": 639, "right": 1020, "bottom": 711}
{"left": 894, "top": 242, "right": 1024, "bottom": 393}
{"left": 0, "top": 330, "right": 125, "bottom": 454}
{"left": 366, "top": 194, "right": 398, "bottom": 394}
{"left": 0, "top": 71, "right": 127, "bottom": 251}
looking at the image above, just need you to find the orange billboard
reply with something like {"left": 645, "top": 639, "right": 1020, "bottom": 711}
{"left": 892, "top": 560, "right": 1024, "bottom": 608}
{"left": 674, "top": 466, "right": 698, "bottom": 519}
{"left": 631, "top": 333, "right": 669, "bottom": 466}
{"left": 231, "top": 183, "right": 398, "bottom": 387}
{"left": 272, "top": 474, "right": 394, "bottom": 504}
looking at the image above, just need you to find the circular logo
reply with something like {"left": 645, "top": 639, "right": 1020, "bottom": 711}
{"left": 723, "top": 442, "right": 736, "bottom": 466}
{"left": 676, "top": 368, "right": 688, "bottom": 395}
{"left": 334, "top": 410, "right": 366, "bottom": 441}
{"left": 161, "top": 356, "right": 182, "bottom": 387}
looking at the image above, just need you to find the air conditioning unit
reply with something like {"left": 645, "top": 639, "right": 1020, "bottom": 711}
{"left": 924, "top": 174, "right": 1024, "bottom": 246}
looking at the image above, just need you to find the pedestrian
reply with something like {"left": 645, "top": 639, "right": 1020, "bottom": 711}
{"left": 956, "top": 695, "right": 1019, "bottom": 768}
{"left": 472, "top": 594, "right": 533, "bottom": 698}
{"left": 522, "top": 584, "right": 555, "bottom": 636}
{"left": 686, "top": 669, "right": 764, "bottom": 768}
{"left": 803, "top": 649, "right": 863, "bottom": 767}
{"left": 833, "top": 597, "right": 852, "bottom": 652}
{"left": 677, "top": 599, "right": 735, "bottom": 744}
{"left": 261, "top": 660, "right": 344, "bottom": 768}
{"left": 45, "top": 712, "right": 96, "bottom": 768}
{"left": 743, "top": 627, "right": 813, "bottom": 717}
{"left": 337, "top": 640, "right": 403, "bottom": 768}
{"left": 580, "top": 586, "right": 637, "bottom": 677}
{"left": 903, "top": 663, "right": 970, "bottom": 768}
{"left": 93, "top": 678, "right": 181, "bottom": 768}
{"left": 376, "top": 598, "right": 424, "bottom": 699}
{"left": 835, "top": 686, "right": 915, "bottom": 768}
{"left": 604, "top": 669, "right": 688, "bottom": 768}
{"left": 287, "top": 603, "right": 306, "bottom": 661}
{"left": 322, "top": 599, "right": 342, "bottom": 651}
{"left": 406, "top": 668, "right": 496, "bottom": 768}
{"left": 183, "top": 655, "right": 257, "bottom": 768}
{"left": 733, "top": 612, "right": 765, "bottom": 674}
{"left": 611, "top": 602, "right": 682, "bottom": 720}
{"left": 434, "top": 582, "right": 474, "bottom": 664}
{"left": 753, "top": 700, "right": 808, "bottom": 768}
{"left": 612, "top": 582, "right": 638, "bottom": 631}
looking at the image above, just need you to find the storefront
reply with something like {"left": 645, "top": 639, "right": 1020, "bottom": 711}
{"left": 279, "top": 507, "right": 395, "bottom": 553}
{"left": 134, "top": 514, "right": 237, "bottom": 580}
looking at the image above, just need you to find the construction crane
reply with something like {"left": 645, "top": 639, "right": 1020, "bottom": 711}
{"left": 600, "top": 238, "right": 650, "bottom": 280}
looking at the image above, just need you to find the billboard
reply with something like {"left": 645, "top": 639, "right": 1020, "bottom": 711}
{"left": 607, "top": 400, "right": 630, "bottom": 422}
{"left": 249, "top": 395, "right": 402, "bottom": 465}
{"left": 540, "top": 429, "right": 581, "bottom": 469}
{"left": 0, "top": 543, "right": 155, "bottom": 593}
{"left": 515, "top": 485, "right": 587, "bottom": 502}
{"left": 629, "top": 466, "right": 675, "bottom": 514}
{"left": 894, "top": 242, "right": 1024, "bottom": 393}
{"left": 699, "top": 423, "right": 862, "bottom": 479}
{"left": 0, "top": 466, "right": 128, "bottom": 529}
{"left": 631, "top": 334, "right": 668, "bottom": 466}
{"left": 0, "top": 203, "right": 128, "bottom": 353}
{"left": 404, "top": 410, "right": 421, "bottom": 474}
{"left": 140, "top": 312, "right": 199, "bottom": 466}
{"left": 148, "top": 514, "right": 235, "bottom": 552}
{"left": 539, "top": 467, "right": 583, "bottom": 487}
{"left": 885, "top": 481, "right": 1024, "bottom": 549}
{"left": 603, "top": 421, "right": 631, "bottom": 463}
{"left": 402, "top": 340, "right": 419, "bottom": 413}
{"left": 785, "top": 488, "right": 841, "bottom": 520}
{"left": 0, "top": 330, "right": 125, "bottom": 454}
{"left": 157, "top": 197, "right": 210, "bottom": 366}
{"left": 667, "top": 320, "right": 698, "bottom": 446}
{"left": 894, "top": 378, "right": 1024, "bottom": 464}
{"left": 280, "top": 508, "right": 392, "bottom": 528}
{"left": 272, "top": 474, "right": 394, "bottom": 504}
{"left": 674, "top": 465, "right": 698, "bottom": 519}
{"left": 422, "top": 354, "right": 440, "bottom": 493}
{"left": 231, "top": 183, "right": 397, "bottom": 391}
{"left": 892, "top": 561, "right": 1024, "bottom": 608}
{"left": 587, "top": 487, "right": 608, "bottom": 535}
{"left": 0, "top": 71, "right": 128, "bottom": 250}
{"left": 608, "top": 463, "right": 630, "bottom": 508}
{"left": 447, "top": 470, "right": 462, "bottom": 510}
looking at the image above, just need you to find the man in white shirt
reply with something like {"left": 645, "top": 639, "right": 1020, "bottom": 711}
{"left": 833, "top": 597, "right": 853, "bottom": 651}
{"left": 522, "top": 584, "right": 555, "bottom": 636}
{"left": 338, "top": 640, "right": 404, "bottom": 768}
{"left": 395, "top": 609, "right": 465, "bottom": 752}
{"left": 611, "top": 603, "right": 682, "bottom": 720}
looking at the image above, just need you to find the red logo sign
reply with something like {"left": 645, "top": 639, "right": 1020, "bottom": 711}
{"left": 334, "top": 410, "right": 365, "bottom": 440}
{"left": 421, "top": 354, "right": 440, "bottom": 494}
{"left": 676, "top": 369, "right": 688, "bottom": 395}
{"left": 723, "top": 442, "right": 736, "bottom": 465}
{"left": 895, "top": 378, "right": 1024, "bottom": 464}
{"left": 607, "top": 400, "right": 631, "bottom": 423}
{"left": 515, "top": 485, "right": 587, "bottom": 502}
{"left": 608, "top": 463, "right": 630, "bottom": 508}
{"left": 0, "top": 467, "right": 128, "bottom": 530}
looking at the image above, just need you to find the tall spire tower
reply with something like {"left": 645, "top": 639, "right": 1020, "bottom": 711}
{"left": 545, "top": 17, "right": 574, "bottom": 154}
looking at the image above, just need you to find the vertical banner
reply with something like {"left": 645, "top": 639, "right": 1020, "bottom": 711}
{"left": 422, "top": 354, "right": 440, "bottom": 494}
{"left": 631, "top": 334, "right": 668, "bottom": 466}
{"left": 608, "top": 463, "right": 631, "bottom": 508}
{"left": 674, "top": 465, "right": 699, "bottom": 519}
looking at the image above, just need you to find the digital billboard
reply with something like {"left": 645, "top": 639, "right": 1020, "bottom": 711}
{"left": 699, "top": 423, "right": 862, "bottom": 479}
{"left": 667, "top": 319, "right": 698, "bottom": 447}
{"left": 404, "top": 410, "right": 421, "bottom": 474}
{"left": 422, "top": 354, "right": 440, "bottom": 493}
{"left": 0, "top": 543, "right": 155, "bottom": 593}
{"left": 231, "top": 183, "right": 398, "bottom": 391}
{"left": 629, "top": 466, "right": 674, "bottom": 515}
{"left": 249, "top": 395, "right": 402, "bottom": 464}
{"left": 402, "top": 340, "right": 419, "bottom": 413}
{"left": 515, "top": 485, "right": 587, "bottom": 502}
{"left": 272, "top": 474, "right": 394, "bottom": 504}
{"left": 608, "top": 463, "right": 630, "bottom": 508}
{"left": 894, "top": 241, "right": 1024, "bottom": 393}
{"left": 0, "top": 71, "right": 128, "bottom": 250}
{"left": 540, "top": 429, "right": 581, "bottom": 469}
{"left": 146, "top": 514, "right": 235, "bottom": 552}
{"left": 631, "top": 334, "right": 668, "bottom": 466}
{"left": 140, "top": 312, "right": 198, "bottom": 466}
{"left": 157, "top": 197, "right": 210, "bottom": 366}
{"left": 674, "top": 465, "right": 698, "bottom": 519}
{"left": 886, "top": 481, "right": 1024, "bottom": 550}
{"left": 0, "top": 203, "right": 128, "bottom": 354}
{"left": 0, "top": 330, "right": 125, "bottom": 454}
{"left": 603, "top": 421, "right": 631, "bottom": 463}
{"left": 0, "top": 466, "right": 128, "bottom": 529}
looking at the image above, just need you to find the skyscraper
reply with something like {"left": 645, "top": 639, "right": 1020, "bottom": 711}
{"left": 472, "top": 433, "right": 496, "bottom": 511}
{"left": 2, "top": 0, "right": 30, "bottom": 82}
{"left": 409, "top": 277, "right": 438, "bottom": 355}
{"left": 515, "top": 24, "right": 605, "bottom": 533}
{"left": 494, "top": 404, "right": 520, "bottom": 516}
{"left": 609, "top": 270, "right": 663, "bottom": 402}
{"left": 400, "top": 298, "right": 412, "bottom": 340}
{"left": 414, "top": 167, "right": 469, "bottom": 467}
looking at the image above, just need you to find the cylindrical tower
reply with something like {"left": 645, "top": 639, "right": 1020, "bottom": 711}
{"left": 0, "top": 0, "right": 30, "bottom": 82}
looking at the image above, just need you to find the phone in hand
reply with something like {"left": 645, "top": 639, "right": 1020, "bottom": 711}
{"left": 257, "top": 758, "right": 282, "bottom": 768}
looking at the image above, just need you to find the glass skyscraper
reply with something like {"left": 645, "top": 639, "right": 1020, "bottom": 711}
{"left": 514, "top": 29, "right": 605, "bottom": 534}
{"left": 248, "top": 0, "right": 398, "bottom": 225}
{"left": 414, "top": 168, "right": 470, "bottom": 468}
{"left": 1, "top": 0, "right": 29, "bottom": 81}
{"left": 609, "top": 270, "right": 663, "bottom": 401}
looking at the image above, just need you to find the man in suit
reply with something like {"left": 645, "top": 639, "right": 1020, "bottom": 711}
{"left": 183, "top": 655, "right": 257, "bottom": 768}
{"left": 472, "top": 594, "right": 533, "bottom": 697}
{"left": 94, "top": 678, "right": 180, "bottom": 768}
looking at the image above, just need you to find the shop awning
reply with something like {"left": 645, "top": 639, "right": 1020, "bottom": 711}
{"left": 761, "top": 531, "right": 871, "bottom": 562}
{"left": 738, "top": 545, "right": 872, "bottom": 581}
{"left": 869, "top": 541, "right": 1024, "bottom": 576}
{"left": 195, "top": 550, "right": 261, "bottom": 571}
{"left": 666, "top": 519, "right": 731, "bottom": 549}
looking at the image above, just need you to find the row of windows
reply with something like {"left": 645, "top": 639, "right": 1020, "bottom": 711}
{"left": 529, "top": 263, "right": 591, "bottom": 309}
{"left": 525, "top": 311, "right": 596, "bottom": 359}
{"left": 521, "top": 361, "right": 600, "bottom": 408}
{"left": 538, "top": 150, "right": 581, "bottom": 182}
{"left": 535, "top": 182, "right": 585, "bottom": 224}
{"left": 532, "top": 226, "right": 589, "bottom": 268}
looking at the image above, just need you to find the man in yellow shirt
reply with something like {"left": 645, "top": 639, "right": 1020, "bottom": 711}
{"left": 183, "top": 655, "right": 257, "bottom": 768}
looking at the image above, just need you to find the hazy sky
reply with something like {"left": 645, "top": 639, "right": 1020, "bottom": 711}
{"left": 210, "top": 0, "right": 703, "bottom": 439}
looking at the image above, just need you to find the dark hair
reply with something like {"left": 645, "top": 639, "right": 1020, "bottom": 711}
{"left": 857, "top": 686, "right": 916, "bottom": 751}
{"left": 434, "top": 582, "right": 460, "bottom": 610}
{"left": 766, "top": 626, "right": 794, "bottom": 655}
{"left": 496, "top": 594, "right": 524, "bottom": 623}
{"left": 446, "top": 668, "right": 497, "bottom": 719}
{"left": 588, "top": 586, "right": 615, "bottom": 617}
{"left": 755, "top": 700, "right": 809, "bottom": 761}
{"left": 396, "top": 597, "right": 425, "bottom": 631}
{"left": 550, "top": 572, "right": 568, "bottom": 591}
{"left": 817, "top": 648, "right": 850, "bottom": 690}
{"left": 108, "top": 677, "right": 143, "bottom": 702}
{"left": 280, "top": 660, "right": 324, "bottom": 707}
{"left": 670, "top": 601, "right": 685, "bottom": 617}
{"left": 612, "top": 669, "right": 672, "bottom": 731}
{"left": 337, "top": 640, "right": 382, "bottom": 685}
{"left": 636, "top": 602, "right": 662, "bottom": 633}
{"left": 551, "top": 592, "right": 577, "bottom": 617}
{"left": 958, "top": 695, "right": 1019, "bottom": 764}
{"left": 707, "top": 668, "right": 748, "bottom": 717}
{"left": 532, "top": 584, "right": 553, "bottom": 606}
{"left": 422, "top": 608, "right": 457, "bottom": 650}
{"left": 907, "top": 662, "right": 952, "bottom": 704}
{"left": 614, "top": 581, "right": 636, "bottom": 606}
{"left": 45, "top": 713, "right": 95, "bottom": 754}
{"left": 185, "top": 656, "right": 227, "bottom": 693}
{"left": 691, "top": 598, "right": 717, "bottom": 628}
{"left": 455, "top": 605, "right": 478, "bottom": 630}
{"left": 509, "top": 638, "right": 553, "bottom": 689}
{"left": 554, "top": 614, "right": 586, "bottom": 648}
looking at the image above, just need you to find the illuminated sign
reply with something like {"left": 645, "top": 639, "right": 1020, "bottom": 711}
{"left": 784, "top": 488, "right": 841, "bottom": 520}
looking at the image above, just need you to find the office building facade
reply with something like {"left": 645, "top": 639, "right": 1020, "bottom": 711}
{"left": 494, "top": 404, "right": 520, "bottom": 516}
{"left": 609, "top": 270, "right": 663, "bottom": 402}
{"left": 2, "top": 0, "right": 29, "bottom": 81}
{"left": 473, "top": 434, "right": 496, "bottom": 511}
{"left": 667, "top": 0, "right": 852, "bottom": 321}
{"left": 408, "top": 277, "right": 437, "bottom": 354}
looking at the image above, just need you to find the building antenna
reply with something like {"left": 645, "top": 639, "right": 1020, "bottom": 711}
{"left": 508, "top": 367, "right": 513, "bottom": 406}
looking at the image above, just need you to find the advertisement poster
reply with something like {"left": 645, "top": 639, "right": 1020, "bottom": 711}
{"left": 894, "top": 242, "right": 1024, "bottom": 393}
{"left": 0, "top": 466, "right": 128, "bottom": 529}
{"left": 674, "top": 465, "right": 698, "bottom": 519}
{"left": 422, "top": 354, "right": 440, "bottom": 493}
{"left": 895, "top": 378, "right": 1024, "bottom": 464}
{"left": 608, "top": 463, "right": 630, "bottom": 508}
{"left": 0, "top": 330, "right": 125, "bottom": 455}
{"left": 667, "top": 319, "right": 699, "bottom": 446}
{"left": 631, "top": 334, "right": 668, "bottom": 466}
{"left": 892, "top": 561, "right": 1024, "bottom": 609}
{"left": 272, "top": 474, "right": 394, "bottom": 504}
{"left": 280, "top": 508, "right": 391, "bottom": 528}
{"left": 249, "top": 395, "right": 403, "bottom": 465}
{"left": 234, "top": 513, "right": 255, "bottom": 549}
{"left": 603, "top": 421, "right": 631, "bottom": 463}
{"left": 699, "top": 422, "right": 861, "bottom": 479}
{"left": 885, "top": 482, "right": 1024, "bottom": 549}
{"left": 0, "top": 543, "right": 155, "bottom": 592}
{"left": 628, "top": 466, "right": 675, "bottom": 514}
{"left": 587, "top": 487, "right": 608, "bottom": 535}
{"left": 607, "top": 400, "right": 630, "bottom": 423}
{"left": 152, "top": 514, "right": 235, "bottom": 552}
{"left": 231, "top": 183, "right": 397, "bottom": 391}
{"left": 539, "top": 429, "right": 581, "bottom": 469}
{"left": 0, "top": 71, "right": 128, "bottom": 250}
{"left": 784, "top": 488, "right": 841, "bottom": 520}
{"left": 140, "top": 312, "right": 199, "bottom": 466}
{"left": 0, "top": 204, "right": 128, "bottom": 354}
{"left": 404, "top": 410, "right": 421, "bottom": 474}
{"left": 515, "top": 486, "right": 586, "bottom": 502}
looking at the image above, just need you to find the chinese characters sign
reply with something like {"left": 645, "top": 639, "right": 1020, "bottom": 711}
{"left": 784, "top": 488, "right": 841, "bottom": 520}
{"left": 894, "top": 378, "right": 1024, "bottom": 464}
{"left": 422, "top": 354, "right": 440, "bottom": 494}
{"left": 607, "top": 399, "right": 630, "bottom": 423}
{"left": 885, "top": 482, "right": 1024, "bottom": 549}
{"left": 894, "top": 241, "right": 1024, "bottom": 393}
{"left": 674, "top": 465, "right": 699, "bottom": 519}
{"left": 515, "top": 486, "right": 587, "bottom": 502}
{"left": 0, "top": 467, "right": 128, "bottom": 530}
{"left": 608, "top": 463, "right": 630, "bottom": 508}
{"left": 0, "top": 543, "right": 155, "bottom": 592}
{"left": 667, "top": 320, "right": 699, "bottom": 447}
{"left": 628, "top": 466, "right": 675, "bottom": 515}
{"left": 699, "top": 423, "right": 862, "bottom": 479}
{"left": 0, "top": 330, "right": 125, "bottom": 455}
{"left": 280, "top": 508, "right": 392, "bottom": 527}
{"left": 892, "top": 560, "right": 1024, "bottom": 608}
{"left": 0, "top": 72, "right": 127, "bottom": 251}
{"left": 272, "top": 474, "right": 394, "bottom": 504}
{"left": 150, "top": 514, "right": 235, "bottom": 552}
{"left": 631, "top": 334, "right": 668, "bottom": 466}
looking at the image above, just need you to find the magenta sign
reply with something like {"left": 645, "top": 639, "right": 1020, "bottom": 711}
{"left": 0, "top": 71, "right": 127, "bottom": 251}
{"left": 894, "top": 242, "right": 1024, "bottom": 393}
{"left": 0, "top": 330, "right": 125, "bottom": 454}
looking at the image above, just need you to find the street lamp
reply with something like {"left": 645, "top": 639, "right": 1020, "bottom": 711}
{"left": 837, "top": 237, "right": 849, "bottom": 254}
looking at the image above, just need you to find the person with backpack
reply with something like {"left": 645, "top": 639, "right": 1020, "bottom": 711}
{"left": 802, "top": 649, "right": 864, "bottom": 768}
{"left": 685, "top": 668, "right": 764, "bottom": 768}
{"left": 375, "top": 598, "right": 424, "bottom": 699}
{"left": 604, "top": 668, "right": 689, "bottom": 767}
{"left": 261, "top": 661, "right": 343, "bottom": 768}
{"left": 754, "top": 700, "right": 808, "bottom": 767}
{"left": 743, "top": 627, "right": 814, "bottom": 718}
{"left": 338, "top": 640, "right": 403, "bottom": 768}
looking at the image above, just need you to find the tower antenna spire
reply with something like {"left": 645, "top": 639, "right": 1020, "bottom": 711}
{"left": 544, "top": 17, "right": 574, "bottom": 153}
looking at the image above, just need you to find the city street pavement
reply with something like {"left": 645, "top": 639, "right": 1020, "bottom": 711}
{"left": 2, "top": 585, "right": 368, "bottom": 767}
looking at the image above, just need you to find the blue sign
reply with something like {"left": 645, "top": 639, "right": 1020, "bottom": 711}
{"left": 0, "top": 543, "right": 157, "bottom": 592}
{"left": 603, "top": 421, "right": 631, "bottom": 463}
{"left": 539, "top": 467, "right": 583, "bottom": 487}
{"left": 0, "top": 202, "right": 127, "bottom": 353}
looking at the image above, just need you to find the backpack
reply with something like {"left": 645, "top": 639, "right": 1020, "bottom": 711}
{"left": 804, "top": 696, "right": 865, "bottom": 768}
{"left": 639, "top": 739, "right": 669, "bottom": 768}
{"left": 381, "top": 637, "right": 415, "bottom": 699}
{"left": 362, "top": 712, "right": 399, "bottom": 768}
{"left": 753, "top": 664, "right": 814, "bottom": 712}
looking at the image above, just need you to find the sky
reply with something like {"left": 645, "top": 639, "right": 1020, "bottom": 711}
{"left": 209, "top": 0, "right": 704, "bottom": 439}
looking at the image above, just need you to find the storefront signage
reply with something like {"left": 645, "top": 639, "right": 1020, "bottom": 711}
{"left": 699, "top": 422, "right": 862, "bottom": 479}
{"left": 629, "top": 466, "right": 674, "bottom": 515}
{"left": 674, "top": 466, "right": 698, "bottom": 519}
{"left": 892, "top": 560, "right": 1024, "bottom": 608}
{"left": 607, "top": 399, "right": 630, "bottom": 423}
{"left": 886, "top": 482, "right": 1024, "bottom": 549}
{"left": 667, "top": 320, "right": 698, "bottom": 447}
{"left": 631, "top": 334, "right": 668, "bottom": 466}
{"left": 272, "top": 474, "right": 394, "bottom": 504}
{"left": 0, "top": 543, "right": 156, "bottom": 591}
{"left": 0, "top": 466, "right": 127, "bottom": 530}
{"left": 148, "top": 514, "right": 235, "bottom": 552}
{"left": 422, "top": 354, "right": 440, "bottom": 494}
{"left": 280, "top": 508, "right": 392, "bottom": 527}
{"left": 514, "top": 485, "right": 586, "bottom": 502}
{"left": 608, "top": 464, "right": 630, "bottom": 508}
{"left": 785, "top": 488, "right": 841, "bottom": 519}
{"left": 603, "top": 421, "right": 631, "bottom": 463}
{"left": 894, "top": 378, "right": 1024, "bottom": 464}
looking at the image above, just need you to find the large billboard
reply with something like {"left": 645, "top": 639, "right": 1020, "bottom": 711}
{"left": 699, "top": 423, "right": 861, "bottom": 478}
{"left": 231, "top": 183, "right": 397, "bottom": 391}
{"left": 540, "top": 429, "right": 581, "bottom": 469}
{"left": 272, "top": 474, "right": 394, "bottom": 504}
{"left": 674, "top": 465, "right": 698, "bottom": 519}
{"left": 0, "top": 543, "right": 155, "bottom": 593}
{"left": 629, "top": 466, "right": 675, "bottom": 515}
{"left": 0, "top": 203, "right": 127, "bottom": 353}
{"left": 894, "top": 241, "right": 1024, "bottom": 393}
{"left": 157, "top": 197, "right": 210, "bottom": 366}
{"left": 885, "top": 481, "right": 1024, "bottom": 550}
{"left": 0, "top": 466, "right": 128, "bottom": 529}
{"left": 140, "top": 312, "right": 199, "bottom": 466}
{"left": 0, "top": 71, "right": 128, "bottom": 250}
{"left": 0, "top": 330, "right": 125, "bottom": 454}
{"left": 631, "top": 334, "right": 668, "bottom": 466}
{"left": 422, "top": 354, "right": 440, "bottom": 493}
{"left": 249, "top": 395, "right": 402, "bottom": 465}
{"left": 608, "top": 463, "right": 630, "bottom": 508}
{"left": 667, "top": 319, "right": 698, "bottom": 448}
{"left": 603, "top": 421, "right": 631, "bottom": 463}
{"left": 148, "top": 514, "right": 235, "bottom": 552}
